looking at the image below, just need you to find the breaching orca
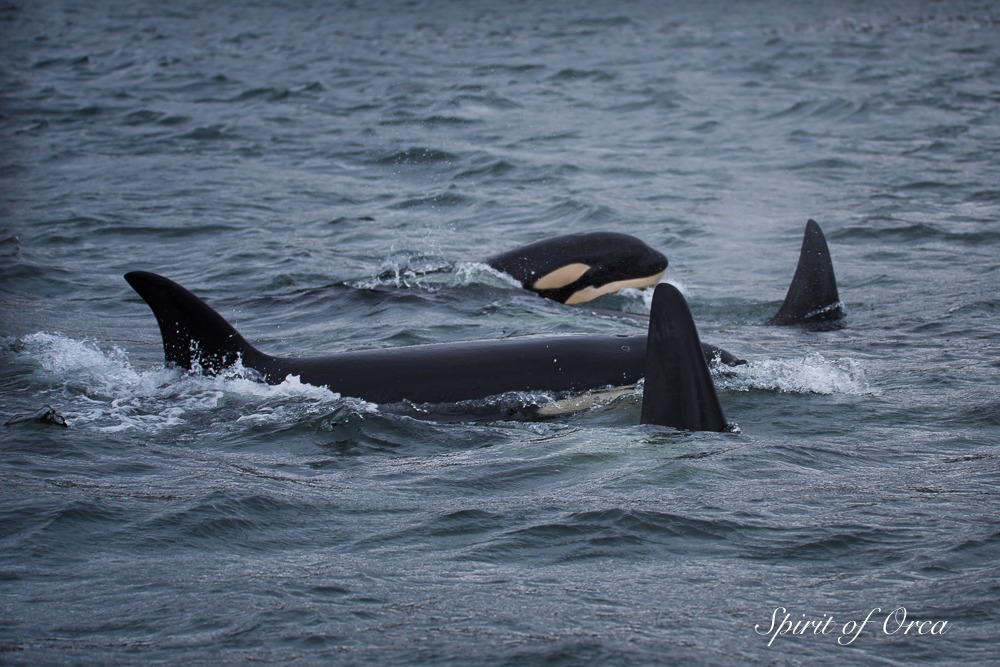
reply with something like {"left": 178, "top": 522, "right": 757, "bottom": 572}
{"left": 124, "top": 272, "right": 728, "bottom": 431}
{"left": 768, "top": 219, "right": 844, "bottom": 326}
{"left": 485, "top": 232, "right": 668, "bottom": 305}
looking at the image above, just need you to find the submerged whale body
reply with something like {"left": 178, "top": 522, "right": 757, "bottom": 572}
{"left": 486, "top": 232, "right": 668, "bottom": 305}
{"left": 124, "top": 272, "right": 728, "bottom": 431}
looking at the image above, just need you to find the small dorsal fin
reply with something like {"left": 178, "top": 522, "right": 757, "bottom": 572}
{"left": 640, "top": 284, "right": 728, "bottom": 431}
{"left": 768, "top": 219, "right": 844, "bottom": 326}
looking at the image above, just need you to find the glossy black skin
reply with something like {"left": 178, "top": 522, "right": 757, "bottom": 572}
{"left": 768, "top": 219, "right": 844, "bottom": 326}
{"left": 641, "top": 284, "right": 728, "bottom": 432}
{"left": 123, "top": 220, "right": 841, "bottom": 429}
{"left": 124, "top": 271, "right": 650, "bottom": 406}
{"left": 485, "top": 232, "right": 668, "bottom": 303}
{"left": 484, "top": 232, "right": 742, "bottom": 364}
{"left": 125, "top": 271, "right": 729, "bottom": 431}
{"left": 274, "top": 336, "right": 648, "bottom": 405}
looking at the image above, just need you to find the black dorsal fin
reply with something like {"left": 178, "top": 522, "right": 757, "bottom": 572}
{"left": 124, "top": 271, "right": 265, "bottom": 374}
{"left": 640, "top": 283, "right": 728, "bottom": 431}
{"left": 768, "top": 219, "right": 844, "bottom": 326}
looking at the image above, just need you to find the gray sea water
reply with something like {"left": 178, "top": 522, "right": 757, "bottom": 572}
{"left": 2, "top": 0, "right": 999, "bottom": 664}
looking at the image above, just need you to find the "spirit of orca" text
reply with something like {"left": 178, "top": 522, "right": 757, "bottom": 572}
{"left": 755, "top": 606, "right": 949, "bottom": 646}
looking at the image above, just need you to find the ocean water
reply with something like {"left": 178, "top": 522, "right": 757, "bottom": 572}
{"left": 2, "top": 0, "right": 999, "bottom": 664}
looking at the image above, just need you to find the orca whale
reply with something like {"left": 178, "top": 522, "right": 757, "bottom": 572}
{"left": 642, "top": 284, "right": 728, "bottom": 431}
{"left": 768, "top": 219, "right": 844, "bottom": 326}
{"left": 124, "top": 272, "right": 727, "bottom": 431}
{"left": 485, "top": 221, "right": 842, "bottom": 328}
{"left": 485, "top": 232, "right": 668, "bottom": 305}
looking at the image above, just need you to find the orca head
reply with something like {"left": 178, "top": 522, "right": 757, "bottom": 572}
{"left": 486, "top": 232, "right": 668, "bottom": 305}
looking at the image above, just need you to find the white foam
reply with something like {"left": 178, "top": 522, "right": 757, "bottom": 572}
{"left": 351, "top": 259, "right": 528, "bottom": 293}
{"left": 19, "top": 332, "right": 142, "bottom": 396}
{"left": 10, "top": 333, "right": 874, "bottom": 435}
{"left": 715, "top": 353, "right": 876, "bottom": 396}
{"left": 633, "top": 279, "right": 688, "bottom": 313}
{"left": 11, "top": 333, "right": 357, "bottom": 434}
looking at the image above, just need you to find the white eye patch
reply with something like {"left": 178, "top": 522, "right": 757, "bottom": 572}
{"left": 531, "top": 263, "right": 591, "bottom": 290}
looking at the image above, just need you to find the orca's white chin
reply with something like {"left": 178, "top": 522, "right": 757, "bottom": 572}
{"left": 564, "top": 271, "right": 665, "bottom": 305}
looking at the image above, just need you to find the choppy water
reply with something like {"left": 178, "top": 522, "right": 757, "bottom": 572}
{"left": 2, "top": 0, "right": 999, "bottom": 664}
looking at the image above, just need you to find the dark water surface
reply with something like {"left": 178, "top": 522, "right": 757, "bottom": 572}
{"left": 2, "top": 1, "right": 999, "bottom": 664}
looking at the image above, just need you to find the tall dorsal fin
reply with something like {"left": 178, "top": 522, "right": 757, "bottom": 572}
{"left": 640, "top": 283, "right": 728, "bottom": 432}
{"left": 124, "top": 271, "right": 266, "bottom": 374}
{"left": 768, "top": 219, "right": 844, "bottom": 326}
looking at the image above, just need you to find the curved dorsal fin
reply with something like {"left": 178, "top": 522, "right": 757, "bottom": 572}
{"left": 124, "top": 271, "right": 265, "bottom": 374}
{"left": 640, "top": 283, "right": 728, "bottom": 431}
{"left": 768, "top": 219, "right": 844, "bottom": 326}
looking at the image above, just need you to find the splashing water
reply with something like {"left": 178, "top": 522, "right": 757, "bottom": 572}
{"left": 715, "top": 353, "right": 875, "bottom": 395}
{"left": 348, "top": 258, "right": 524, "bottom": 293}
{"left": 7, "top": 333, "right": 355, "bottom": 434}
